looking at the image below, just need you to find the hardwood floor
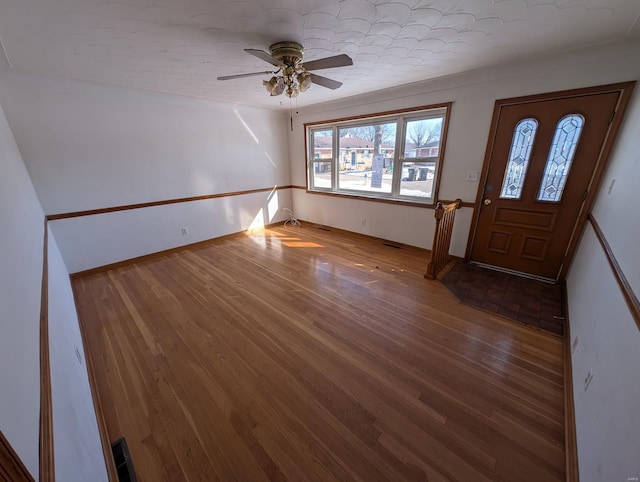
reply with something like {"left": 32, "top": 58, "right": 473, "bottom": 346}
{"left": 73, "top": 224, "right": 565, "bottom": 482}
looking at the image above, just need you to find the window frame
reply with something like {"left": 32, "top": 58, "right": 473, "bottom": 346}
{"left": 305, "top": 103, "right": 452, "bottom": 206}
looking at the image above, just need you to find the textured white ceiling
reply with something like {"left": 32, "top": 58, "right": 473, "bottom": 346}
{"left": 0, "top": 0, "right": 639, "bottom": 108}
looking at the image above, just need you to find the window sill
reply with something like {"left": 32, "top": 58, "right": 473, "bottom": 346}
{"left": 305, "top": 188, "right": 435, "bottom": 208}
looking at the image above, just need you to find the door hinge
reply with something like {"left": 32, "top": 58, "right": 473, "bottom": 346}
{"left": 609, "top": 110, "right": 616, "bottom": 124}
{"left": 583, "top": 190, "right": 588, "bottom": 201}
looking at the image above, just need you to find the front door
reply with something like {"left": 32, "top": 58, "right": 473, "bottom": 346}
{"left": 469, "top": 86, "right": 626, "bottom": 281}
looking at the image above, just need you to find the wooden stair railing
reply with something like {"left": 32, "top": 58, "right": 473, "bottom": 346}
{"left": 425, "top": 199, "right": 462, "bottom": 279}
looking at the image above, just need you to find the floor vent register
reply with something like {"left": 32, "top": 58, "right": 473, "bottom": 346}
{"left": 111, "top": 437, "right": 137, "bottom": 482}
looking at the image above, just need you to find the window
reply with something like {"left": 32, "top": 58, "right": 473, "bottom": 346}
{"left": 306, "top": 104, "right": 450, "bottom": 205}
{"left": 537, "top": 114, "right": 584, "bottom": 202}
{"left": 309, "top": 129, "right": 333, "bottom": 190}
{"left": 499, "top": 118, "right": 538, "bottom": 200}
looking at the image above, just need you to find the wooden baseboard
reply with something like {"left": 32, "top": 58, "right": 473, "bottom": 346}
{"left": 71, "top": 217, "right": 463, "bottom": 281}
{"left": 0, "top": 431, "right": 35, "bottom": 482}
{"left": 562, "top": 283, "right": 580, "bottom": 481}
{"left": 70, "top": 221, "right": 287, "bottom": 279}
{"left": 299, "top": 220, "right": 431, "bottom": 255}
{"left": 39, "top": 219, "right": 55, "bottom": 482}
{"left": 71, "top": 282, "right": 119, "bottom": 481}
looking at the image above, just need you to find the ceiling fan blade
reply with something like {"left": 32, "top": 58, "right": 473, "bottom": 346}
{"left": 310, "top": 73, "right": 342, "bottom": 90}
{"left": 217, "top": 71, "right": 275, "bottom": 81}
{"left": 244, "top": 48, "right": 284, "bottom": 67}
{"left": 303, "top": 54, "right": 353, "bottom": 71}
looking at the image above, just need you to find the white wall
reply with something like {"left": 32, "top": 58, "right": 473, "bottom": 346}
{"left": 0, "top": 94, "right": 108, "bottom": 481}
{"left": 567, "top": 89, "right": 640, "bottom": 482}
{"left": 0, "top": 101, "right": 42, "bottom": 479}
{"left": 51, "top": 187, "right": 291, "bottom": 273}
{"left": 0, "top": 73, "right": 293, "bottom": 271}
{"left": 0, "top": 74, "right": 292, "bottom": 214}
{"left": 291, "top": 189, "right": 473, "bottom": 255}
{"left": 48, "top": 230, "right": 108, "bottom": 481}
{"left": 290, "top": 38, "right": 640, "bottom": 255}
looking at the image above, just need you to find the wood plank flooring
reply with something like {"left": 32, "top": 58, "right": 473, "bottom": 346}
{"left": 73, "top": 224, "right": 565, "bottom": 482}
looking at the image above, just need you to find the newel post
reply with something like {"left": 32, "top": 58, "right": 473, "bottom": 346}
{"left": 425, "top": 199, "right": 462, "bottom": 280}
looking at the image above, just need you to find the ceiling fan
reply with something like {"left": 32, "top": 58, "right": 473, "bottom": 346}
{"left": 217, "top": 41, "right": 353, "bottom": 98}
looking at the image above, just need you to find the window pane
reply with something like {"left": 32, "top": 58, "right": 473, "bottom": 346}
{"left": 537, "top": 114, "right": 584, "bottom": 202}
{"left": 403, "top": 117, "right": 443, "bottom": 158}
{"left": 337, "top": 158, "right": 393, "bottom": 193}
{"left": 400, "top": 161, "right": 436, "bottom": 198}
{"left": 499, "top": 118, "right": 538, "bottom": 199}
{"left": 310, "top": 162, "right": 332, "bottom": 189}
{"left": 312, "top": 129, "right": 332, "bottom": 160}
{"left": 337, "top": 123, "right": 395, "bottom": 193}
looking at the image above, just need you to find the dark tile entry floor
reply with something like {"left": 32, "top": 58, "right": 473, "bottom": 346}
{"left": 441, "top": 263, "right": 564, "bottom": 336}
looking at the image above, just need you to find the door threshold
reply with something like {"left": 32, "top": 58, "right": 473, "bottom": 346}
{"left": 468, "top": 262, "right": 557, "bottom": 284}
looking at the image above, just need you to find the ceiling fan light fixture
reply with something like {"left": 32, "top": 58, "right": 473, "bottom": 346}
{"left": 220, "top": 41, "right": 351, "bottom": 99}
{"left": 263, "top": 76, "right": 276, "bottom": 93}
{"left": 272, "top": 77, "right": 285, "bottom": 96}
{"left": 298, "top": 71, "right": 312, "bottom": 92}
{"left": 263, "top": 76, "right": 285, "bottom": 96}
{"left": 288, "top": 86, "right": 299, "bottom": 98}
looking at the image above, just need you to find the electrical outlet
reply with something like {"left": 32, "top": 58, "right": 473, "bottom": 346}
{"left": 360, "top": 218, "right": 366, "bottom": 227}
{"left": 466, "top": 171, "right": 479, "bottom": 182}
{"left": 181, "top": 227, "right": 189, "bottom": 236}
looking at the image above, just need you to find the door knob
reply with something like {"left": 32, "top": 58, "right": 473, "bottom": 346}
{"left": 484, "top": 199, "right": 492, "bottom": 205}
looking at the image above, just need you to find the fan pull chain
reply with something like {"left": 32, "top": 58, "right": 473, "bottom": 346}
{"left": 289, "top": 97, "right": 298, "bottom": 131}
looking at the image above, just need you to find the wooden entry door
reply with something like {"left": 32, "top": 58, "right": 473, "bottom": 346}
{"left": 470, "top": 86, "right": 626, "bottom": 281}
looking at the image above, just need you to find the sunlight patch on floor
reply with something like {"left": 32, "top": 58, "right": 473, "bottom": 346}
{"left": 281, "top": 241, "right": 323, "bottom": 248}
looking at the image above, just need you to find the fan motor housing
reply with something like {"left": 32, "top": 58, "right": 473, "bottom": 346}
{"left": 269, "top": 41, "right": 304, "bottom": 66}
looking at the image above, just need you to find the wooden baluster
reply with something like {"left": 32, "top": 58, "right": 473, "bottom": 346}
{"left": 425, "top": 199, "right": 462, "bottom": 279}
{"left": 425, "top": 202, "right": 443, "bottom": 279}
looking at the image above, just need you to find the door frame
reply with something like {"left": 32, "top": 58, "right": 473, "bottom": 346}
{"left": 0, "top": 430, "right": 34, "bottom": 481}
{"left": 465, "top": 81, "right": 636, "bottom": 282}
